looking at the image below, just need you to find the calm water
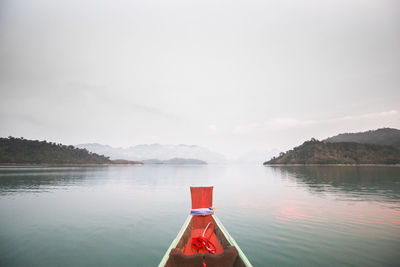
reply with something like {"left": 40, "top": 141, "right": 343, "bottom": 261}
{"left": 0, "top": 165, "right": 399, "bottom": 266}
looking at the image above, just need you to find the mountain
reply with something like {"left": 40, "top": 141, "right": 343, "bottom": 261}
{"left": 143, "top": 158, "right": 207, "bottom": 165}
{"left": 110, "top": 159, "right": 143, "bottom": 165}
{"left": 76, "top": 143, "right": 124, "bottom": 160}
{"left": 0, "top": 137, "right": 111, "bottom": 164}
{"left": 76, "top": 143, "right": 226, "bottom": 163}
{"left": 233, "top": 149, "right": 281, "bottom": 164}
{"left": 264, "top": 138, "right": 400, "bottom": 165}
{"left": 325, "top": 128, "right": 400, "bottom": 149}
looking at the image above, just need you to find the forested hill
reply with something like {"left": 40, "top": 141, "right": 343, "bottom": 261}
{"left": 325, "top": 128, "right": 400, "bottom": 149}
{"left": 264, "top": 139, "right": 400, "bottom": 165}
{"left": 0, "top": 137, "right": 111, "bottom": 164}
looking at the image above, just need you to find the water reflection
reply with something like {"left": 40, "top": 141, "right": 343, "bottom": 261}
{"left": 271, "top": 166, "right": 400, "bottom": 205}
{"left": 0, "top": 167, "right": 109, "bottom": 194}
{"left": 0, "top": 165, "right": 400, "bottom": 266}
{"left": 0, "top": 165, "right": 227, "bottom": 195}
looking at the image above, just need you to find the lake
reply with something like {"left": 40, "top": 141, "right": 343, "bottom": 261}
{"left": 0, "top": 165, "right": 399, "bottom": 266}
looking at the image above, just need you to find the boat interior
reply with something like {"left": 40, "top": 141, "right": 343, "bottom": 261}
{"left": 165, "top": 214, "right": 246, "bottom": 267}
{"left": 164, "top": 185, "right": 247, "bottom": 267}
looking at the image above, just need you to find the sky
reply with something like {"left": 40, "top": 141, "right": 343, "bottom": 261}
{"left": 0, "top": 0, "right": 399, "bottom": 158}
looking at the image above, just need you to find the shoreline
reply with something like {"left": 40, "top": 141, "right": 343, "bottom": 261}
{"left": 0, "top": 163, "right": 143, "bottom": 167}
{"left": 264, "top": 163, "right": 400, "bottom": 167}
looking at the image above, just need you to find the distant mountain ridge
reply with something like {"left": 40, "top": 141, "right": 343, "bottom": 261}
{"left": 233, "top": 149, "right": 281, "bottom": 164}
{"left": 325, "top": 128, "right": 400, "bottom": 149}
{"left": 142, "top": 158, "right": 207, "bottom": 165}
{"left": 77, "top": 143, "right": 226, "bottom": 163}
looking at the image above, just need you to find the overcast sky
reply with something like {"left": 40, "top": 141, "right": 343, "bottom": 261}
{"left": 1, "top": 0, "right": 399, "bottom": 158}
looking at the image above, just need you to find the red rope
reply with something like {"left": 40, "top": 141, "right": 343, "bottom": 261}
{"left": 191, "top": 221, "right": 216, "bottom": 254}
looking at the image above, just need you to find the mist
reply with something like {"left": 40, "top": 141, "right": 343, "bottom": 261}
{"left": 1, "top": 0, "right": 399, "bottom": 158}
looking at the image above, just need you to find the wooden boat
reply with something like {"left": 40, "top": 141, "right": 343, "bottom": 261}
{"left": 159, "top": 187, "right": 252, "bottom": 267}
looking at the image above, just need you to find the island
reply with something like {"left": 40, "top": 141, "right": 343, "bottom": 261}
{"left": 264, "top": 128, "right": 400, "bottom": 165}
{"left": 264, "top": 138, "right": 400, "bottom": 165}
{"left": 0, "top": 137, "right": 143, "bottom": 166}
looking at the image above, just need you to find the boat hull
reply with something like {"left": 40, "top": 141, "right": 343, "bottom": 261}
{"left": 159, "top": 214, "right": 252, "bottom": 267}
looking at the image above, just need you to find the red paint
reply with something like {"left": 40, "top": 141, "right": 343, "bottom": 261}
{"left": 190, "top": 187, "right": 213, "bottom": 209}
{"left": 183, "top": 187, "right": 224, "bottom": 256}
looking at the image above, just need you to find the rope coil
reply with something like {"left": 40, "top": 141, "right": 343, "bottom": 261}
{"left": 191, "top": 221, "right": 216, "bottom": 254}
